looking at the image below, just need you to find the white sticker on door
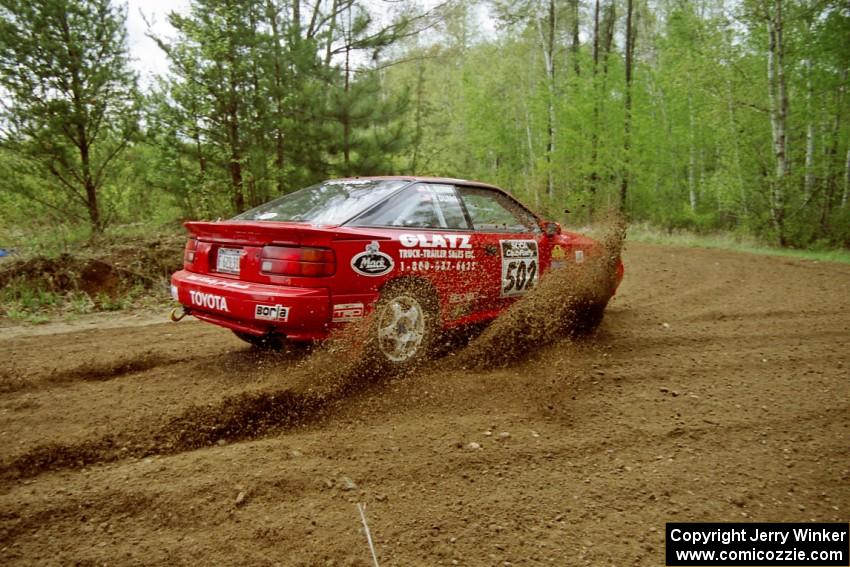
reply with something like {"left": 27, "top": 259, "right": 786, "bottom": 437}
{"left": 500, "top": 240, "right": 539, "bottom": 297}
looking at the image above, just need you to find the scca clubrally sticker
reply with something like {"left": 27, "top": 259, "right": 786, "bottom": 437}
{"left": 500, "top": 240, "right": 539, "bottom": 297}
{"left": 351, "top": 241, "right": 394, "bottom": 277}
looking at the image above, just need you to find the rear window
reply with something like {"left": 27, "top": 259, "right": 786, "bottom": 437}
{"left": 233, "top": 179, "right": 407, "bottom": 225}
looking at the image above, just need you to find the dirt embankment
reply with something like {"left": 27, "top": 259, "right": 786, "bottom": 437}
{"left": 0, "top": 234, "right": 184, "bottom": 317}
{"left": 0, "top": 241, "right": 848, "bottom": 566}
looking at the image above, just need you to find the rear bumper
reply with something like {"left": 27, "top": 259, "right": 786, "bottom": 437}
{"left": 171, "top": 270, "right": 330, "bottom": 340}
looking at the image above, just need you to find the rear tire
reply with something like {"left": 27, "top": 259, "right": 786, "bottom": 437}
{"left": 364, "top": 279, "right": 439, "bottom": 374}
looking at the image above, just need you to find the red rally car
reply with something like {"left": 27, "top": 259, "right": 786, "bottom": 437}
{"left": 171, "top": 177, "right": 623, "bottom": 369}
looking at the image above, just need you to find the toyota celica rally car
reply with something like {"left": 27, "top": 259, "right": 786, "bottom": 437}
{"left": 171, "top": 177, "right": 623, "bottom": 370}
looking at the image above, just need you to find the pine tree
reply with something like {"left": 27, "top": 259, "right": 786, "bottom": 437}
{"left": 0, "top": 0, "right": 139, "bottom": 232}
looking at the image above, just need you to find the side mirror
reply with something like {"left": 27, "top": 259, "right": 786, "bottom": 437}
{"left": 543, "top": 221, "right": 561, "bottom": 237}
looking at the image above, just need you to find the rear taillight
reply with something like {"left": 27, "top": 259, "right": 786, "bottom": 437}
{"left": 261, "top": 246, "right": 335, "bottom": 277}
{"left": 184, "top": 238, "right": 197, "bottom": 265}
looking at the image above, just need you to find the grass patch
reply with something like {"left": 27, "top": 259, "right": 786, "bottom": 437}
{"left": 0, "top": 223, "right": 182, "bottom": 324}
{"left": 627, "top": 223, "right": 850, "bottom": 264}
{"left": 0, "top": 281, "right": 171, "bottom": 324}
{"left": 1, "top": 282, "right": 63, "bottom": 323}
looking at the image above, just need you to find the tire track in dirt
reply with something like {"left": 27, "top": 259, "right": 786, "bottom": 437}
{"left": 0, "top": 352, "right": 181, "bottom": 394}
{"left": 0, "top": 223, "right": 628, "bottom": 482}
{"left": 0, "top": 340, "right": 370, "bottom": 481}
{"left": 1, "top": 237, "right": 848, "bottom": 566}
{"left": 0, "top": 343, "right": 310, "bottom": 466}
{"left": 0, "top": 317, "right": 228, "bottom": 392}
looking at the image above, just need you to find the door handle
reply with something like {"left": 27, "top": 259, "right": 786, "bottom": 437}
{"left": 484, "top": 244, "right": 498, "bottom": 256}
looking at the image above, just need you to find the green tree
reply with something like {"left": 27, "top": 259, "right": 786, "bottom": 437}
{"left": 324, "top": 2, "right": 411, "bottom": 176}
{"left": 0, "top": 0, "right": 139, "bottom": 233}
{"left": 149, "top": 0, "right": 416, "bottom": 217}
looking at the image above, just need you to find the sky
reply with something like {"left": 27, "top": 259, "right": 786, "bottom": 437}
{"left": 123, "top": 0, "right": 497, "bottom": 87}
{"left": 125, "top": 0, "right": 188, "bottom": 84}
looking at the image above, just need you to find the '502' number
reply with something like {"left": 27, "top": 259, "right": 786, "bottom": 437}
{"left": 503, "top": 260, "right": 537, "bottom": 294}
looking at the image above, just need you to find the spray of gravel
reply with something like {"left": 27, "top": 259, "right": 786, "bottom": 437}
{"left": 4, "top": 216, "right": 626, "bottom": 479}
{"left": 451, "top": 214, "right": 626, "bottom": 369}
{"left": 151, "top": 213, "right": 628, "bottom": 454}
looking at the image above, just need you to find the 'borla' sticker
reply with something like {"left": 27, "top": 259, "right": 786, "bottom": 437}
{"left": 255, "top": 304, "right": 289, "bottom": 321}
{"left": 351, "top": 241, "right": 394, "bottom": 277}
{"left": 500, "top": 240, "right": 539, "bottom": 297}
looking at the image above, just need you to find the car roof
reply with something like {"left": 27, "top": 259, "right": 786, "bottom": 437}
{"left": 337, "top": 176, "right": 504, "bottom": 192}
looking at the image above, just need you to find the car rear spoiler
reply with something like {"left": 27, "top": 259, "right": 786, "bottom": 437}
{"left": 184, "top": 221, "right": 388, "bottom": 246}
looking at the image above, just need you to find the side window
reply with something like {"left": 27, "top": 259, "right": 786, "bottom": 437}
{"left": 457, "top": 187, "right": 539, "bottom": 233}
{"left": 428, "top": 184, "right": 469, "bottom": 229}
{"left": 350, "top": 184, "right": 470, "bottom": 230}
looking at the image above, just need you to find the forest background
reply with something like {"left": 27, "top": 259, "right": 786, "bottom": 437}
{"left": 0, "top": 0, "right": 848, "bottom": 251}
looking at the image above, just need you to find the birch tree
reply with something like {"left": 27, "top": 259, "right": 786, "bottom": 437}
{"left": 764, "top": 0, "right": 790, "bottom": 245}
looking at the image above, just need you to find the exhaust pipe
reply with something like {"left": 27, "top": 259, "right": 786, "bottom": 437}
{"left": 170, "top": 306, "right": 188, "bottom": 322}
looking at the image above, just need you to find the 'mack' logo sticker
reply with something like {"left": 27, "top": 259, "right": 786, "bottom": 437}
{"left": 351, "top": 241, "right": 394, "bottom": 277}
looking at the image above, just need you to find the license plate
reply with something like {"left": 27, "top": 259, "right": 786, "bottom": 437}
{"left": 216, "top": 248, "right": 242, "bottom": 274}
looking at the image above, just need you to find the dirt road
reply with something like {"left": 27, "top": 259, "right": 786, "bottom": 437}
{"left": 1, "top": 242, "right": 848, "bottom": 566}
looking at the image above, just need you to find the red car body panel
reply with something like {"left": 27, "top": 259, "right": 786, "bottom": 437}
{"left": 170, "top": 177, "right": 622, "bottom": 341}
